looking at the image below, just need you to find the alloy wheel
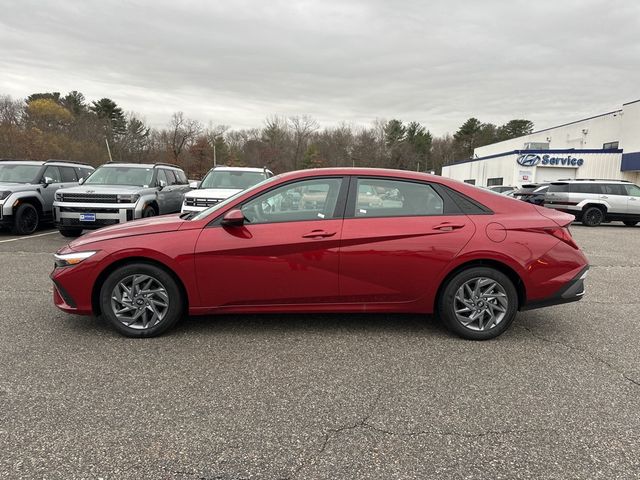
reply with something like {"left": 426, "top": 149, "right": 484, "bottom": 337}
{"left": 20, "top": 207, "right": 38, "bottom": 234}
{"left": 110, "top": 274, "right": 170, "bottom": 329}
{"left": 453, "top": 277, "right": 508, "bottom": 331}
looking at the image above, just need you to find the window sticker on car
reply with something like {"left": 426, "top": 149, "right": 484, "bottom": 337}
{"left": 359, "top": 209, "right": 367, "bottom": 214}
{"left": 317, "top": 213, "right": 325, "bottom": 218}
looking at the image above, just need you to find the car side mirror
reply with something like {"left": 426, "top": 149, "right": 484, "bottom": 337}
{"left": 42, "top": 177, "right": 54, "bottom": 187}
{"left": 221, "top": 209, "right": 245, "bottom": 227}
{"left": 158, "top": 179, "right": 167, "bottom": 190}
{"left": 78, "top": 177, "right": 85, "bottom": 185}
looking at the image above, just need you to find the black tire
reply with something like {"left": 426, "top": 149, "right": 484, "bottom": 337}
{"left": 623, "top": 221, "right": 638, "bottom": 227}
{"left": 581, "top": 206, "right": 604, "bottom": 227}
{"left": 12, "top": 203, "right": 39, "bottom": 235}
{"left": 437, "top": 267, "right": 518, "bottom": 340}
{"left": 99, "top": 263, "right": 184, "bottom": 338}
{"left": 59, "top": 228, "right": 83, "bottom": 238}
{"left": 142, "top": 205, "right": 157, "bottom": 218}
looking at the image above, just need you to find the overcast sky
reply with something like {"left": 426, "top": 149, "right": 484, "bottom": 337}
{"left": 1, "top": 0, "right": 639, "bottom": 135}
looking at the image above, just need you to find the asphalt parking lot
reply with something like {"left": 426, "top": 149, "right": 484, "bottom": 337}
{"left": 0, "top": 225, "right": 639, "bottom": 479}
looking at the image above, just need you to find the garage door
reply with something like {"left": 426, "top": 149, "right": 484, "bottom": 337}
{"left": 536, "top": 167, "right": 576, "bottom": 183}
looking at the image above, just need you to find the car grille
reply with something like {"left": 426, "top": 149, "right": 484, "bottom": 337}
{"left": 185, "top": 197, "right": 222, "bottom": 207}
{"left": 60, "top": 193, "right": 118, "bottom": 203}
{"left": 60, "top": 206, "right": 120, "bottom": 214}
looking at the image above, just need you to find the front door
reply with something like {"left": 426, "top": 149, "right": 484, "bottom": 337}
{"left": 626, "top": 184, "right": 640, "bottom": 216}
{"left": 338, "top": 177, "right": 475, "bottom": 304}
{"left": 194, "top": 177, "right": 346, "bottom": 308}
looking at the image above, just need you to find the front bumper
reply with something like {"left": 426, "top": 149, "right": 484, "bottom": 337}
{"left": 520, "top": 265, "right": 589, "bottom": 311}
{"left": 54, "top": 202, "right": 139, "bottom": 229}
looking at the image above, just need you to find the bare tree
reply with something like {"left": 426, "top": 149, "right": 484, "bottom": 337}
{"left": 168, "top": 111, "right": 202, "bottom": 162}
{"left": 289, "top": 115, "right": 319, "bottom": 170}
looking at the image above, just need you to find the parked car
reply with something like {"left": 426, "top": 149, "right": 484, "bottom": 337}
{"left": 181, "top": 166, "right": 273, "bottom": 213}
{"left": 512, "top": 183, "right": 549, "bottom": 205}
{"left": 52, "top": 168, "right": 589, "bottom": 340}
{"left": 0, "top": 159, "right": 94, "bottom": 235}
{"left": 53, "top": 162, "right": 190, "bottom": 237}
{"left": 544, "top": 179, "right": 640, "bottom": 227}
{"left": 488, "top": 185, "right": 515, "bottom": 194}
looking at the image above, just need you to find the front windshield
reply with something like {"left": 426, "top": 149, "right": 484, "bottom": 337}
{"left": 200, "top": 170, "right": 266, "bottom": 190}
{"left": 84, "top": 166, "right": 154, "bottom": 187}
{"left": 191, "top": 175, "right": 278, "bottom": 221}
{"left": 0, "top": 164, "right": 42, "bottom": 183}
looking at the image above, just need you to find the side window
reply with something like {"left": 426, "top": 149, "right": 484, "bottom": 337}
{"left": 60, "top": 166, "right": 78, "bottom": 182}
{"left": 241, "top": 178, "right": 343, "bottom": 224}
{"left": 42, "top": 166, "right": 62, "bottom": 183}
{"left": 155, "top": 169, "right": 168, "bottom": 187}
{"left": 626, "top": 185, "right": 640, "bottom": 197}
{"left": 164, "top": 169, "right": 177, "bottom": 185}
{"left": 602, "top": 184, "right": 626, "bottom": 195}
{"left": 78, "top": 168, "right": 93, "bottom": 181}
{"left": 175, "top": 170, "right": 188, "bottom": 184}
{"left": 353, "top": 178, "right": 443, "bottom": 218}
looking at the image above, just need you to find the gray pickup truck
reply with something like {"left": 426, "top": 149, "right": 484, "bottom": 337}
{"left": 0, "top": 159, "right": 94, "bottom": 235}
{"left": 53, "top": 162, "right": 191, "bottom": 237}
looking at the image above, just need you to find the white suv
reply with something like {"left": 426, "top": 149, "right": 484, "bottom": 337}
{"left": 181, "top": 166, "right": 273, "bottom": 213}
{"left": 544, "top": 179, "right": 640, "bottom": 227}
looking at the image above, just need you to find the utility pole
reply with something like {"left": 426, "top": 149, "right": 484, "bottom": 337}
{"left": 105, "top": 138, "right": 113, "bottom": 162}
{"left": 213, "top": 144, "right": 217, "bottom": 167}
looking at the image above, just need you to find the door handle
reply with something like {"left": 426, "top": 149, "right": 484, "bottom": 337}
{"left": 630, "top": 197, "right": 638, "bottom": 201}
{"left": 600, "top": 195, "right": 608, "bottom": 199}
{"left": 302, "top": 230, "right": 336, "bottom": 238}
{"left": 433, "top": 222, "right": 465, "bottom": 231}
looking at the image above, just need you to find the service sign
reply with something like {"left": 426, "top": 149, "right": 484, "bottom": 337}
{"left": 516, "top": 153, "right": 585, "bottom": 168}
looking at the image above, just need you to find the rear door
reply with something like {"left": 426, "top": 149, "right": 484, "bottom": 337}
{"left": 39, "top": 166, "right": 64, "bottom": 213}
{"left": 338, "top": 177, "right": 475, "bottom": 304}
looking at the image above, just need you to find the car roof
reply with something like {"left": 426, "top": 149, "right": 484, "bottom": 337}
{"left": 212, "top": 166, "right": 268, "bottom": 172}
{"left": 551, "top": 179, "right": 630, "bottom": 184}
{"left": 0, "top": 159, "right": 45, "bottom": 166}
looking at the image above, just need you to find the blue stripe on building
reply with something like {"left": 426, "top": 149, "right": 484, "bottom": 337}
{"left": 449, "top": 149, "right": 623, "bottom": 166}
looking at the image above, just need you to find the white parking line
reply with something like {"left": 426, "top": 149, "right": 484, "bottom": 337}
{"left": 0, "top": 230, "right": 59, "bottom": 243}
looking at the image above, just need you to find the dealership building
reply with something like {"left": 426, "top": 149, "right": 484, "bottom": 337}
{"left": 441, "top": 99, "right": 640, "bottom": 187}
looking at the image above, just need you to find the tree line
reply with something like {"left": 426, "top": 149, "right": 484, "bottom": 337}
{"left": 0, "top": 91, "right": 534, "bottom": 178}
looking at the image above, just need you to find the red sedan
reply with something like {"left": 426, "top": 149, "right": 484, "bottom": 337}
{"left": 51, "top": 168, "right": 589, "bottom": 340}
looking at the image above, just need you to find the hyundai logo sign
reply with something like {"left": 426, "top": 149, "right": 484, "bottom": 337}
{"left": 516, "top": 154, "right": 584, "bottom": 168}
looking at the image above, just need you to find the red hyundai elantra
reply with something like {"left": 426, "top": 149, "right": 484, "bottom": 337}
{"left": 51, "top": 168, "right": 589, "bottom": 340}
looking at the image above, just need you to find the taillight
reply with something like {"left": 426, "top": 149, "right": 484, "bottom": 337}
{"left": 545, "top": 226, "right": 579, "bottom": 249}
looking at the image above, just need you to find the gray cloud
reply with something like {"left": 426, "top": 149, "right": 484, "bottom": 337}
{"left": 1, "top": 0, "right": 639, "bottom": 134}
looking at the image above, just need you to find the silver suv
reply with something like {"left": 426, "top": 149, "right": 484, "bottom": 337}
{"left": 0, "top": 159, "right": 94, "bottom": 235}
{"left": 545, "top": 179, "right": 640, "bottom": 227}
{"left": 53, "top": 162, "right": 191, "bottom": 237}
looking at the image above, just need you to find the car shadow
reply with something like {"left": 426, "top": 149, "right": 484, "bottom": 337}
{"left": 173, "top": 312, "right": 448, "bottom": 337}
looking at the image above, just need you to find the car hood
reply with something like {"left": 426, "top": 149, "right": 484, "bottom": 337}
{"left": 69, "top": 214, "right": 186, "bottom": 248}
{"left": 0, "top": 182, "right": 33, "bottom": 191}
{"left": 58, "top": 185, "right": 146, "bottom": 195}
{"left": 185, "top": 188, "right": 241, "bottom": 199}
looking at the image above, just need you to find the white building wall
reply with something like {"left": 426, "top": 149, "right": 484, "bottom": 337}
{"left": 474, "top": 111, "right": 623, "bottom": 158}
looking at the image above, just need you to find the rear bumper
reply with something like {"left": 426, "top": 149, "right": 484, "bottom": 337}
{"left": 520, "top": 265, "right": 589, "bottom": 311}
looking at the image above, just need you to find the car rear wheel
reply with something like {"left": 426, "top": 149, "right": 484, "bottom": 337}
{"left": 100, "top": 263, "right": 183, "bottom": 337}
{"left": 623, "top": 221, "right": 638, "bottom": 227}
{"left": 12, "top": 203, "right": 39, "bottom": 235}
{"left": 59, "top": 228, "right": 83, "bottom": 238}
{"left": 437, "top": 267, "right": 518, "bottom": 340}
{"left": 582, "top": 206, "right": 604, "bottom": 227}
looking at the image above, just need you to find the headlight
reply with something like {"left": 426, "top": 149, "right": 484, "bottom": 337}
{"left": 55, "top": 192, "right": 63, "bottom": 201}
{"left": 0, "top": 191, "right": 11, "bottom": 201}
{"left": 117, "top": 194, "right": 140, "bottom": 204}
{"left": 54, "top": 251, "right": 97, "bottom": 268}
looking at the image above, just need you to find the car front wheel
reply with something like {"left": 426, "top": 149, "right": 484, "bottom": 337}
{"left": 99, "top": 263, "right": 184, "bottom": 337}
{"left": 437, "top": 267, "right": 518, "bottom": 340}
{"left": 623, "top": 221, "right": 638, "bottom": 227}
{"left": 59, "top": 228, "right": 83, "bottom": 238}
{"left": 12, "top": 203, "right": 39, "bottom": 235}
